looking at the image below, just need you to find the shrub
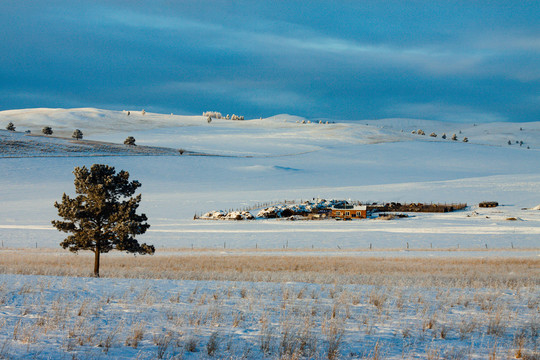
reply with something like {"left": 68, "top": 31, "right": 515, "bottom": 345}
{"left": 124, "top": 136, "right": 136, "bottom": 146}
{"left": 206, "top": 332, "right": 219, "bottom": 356}
{"left": 42, "top": 126, "right": 53, "bottom": 135}
{"left": 72, "top": 129, "right": 83, "bottom": 140}
{"left": 6, "top": 122, "right": 15, "bottom": 131}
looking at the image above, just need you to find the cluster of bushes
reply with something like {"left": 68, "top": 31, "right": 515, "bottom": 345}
{"left": 203, "top": 111, "right": 222, "bottom": 119}
{"left": 5, "top": 122, "right": 148, "bottom": 149}
{"left": 296, "top": 120, "right": 330, "bottom": 124}
{"left": 412, "top": 129, "right": 469, "bottom": 142}
{"left": 203, "top": 111, "right": 245, "bottom": 121}
{"left": 508, "top": 140, "right": 525, "bottom": 147}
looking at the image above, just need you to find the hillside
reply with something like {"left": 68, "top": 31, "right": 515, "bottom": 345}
{"left": 0, "top": 108, "right": 539, "bottom": 250}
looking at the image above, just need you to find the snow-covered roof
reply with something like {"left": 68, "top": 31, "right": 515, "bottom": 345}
{"left": 331, "top": 205, "right": 367, "bottom": 211}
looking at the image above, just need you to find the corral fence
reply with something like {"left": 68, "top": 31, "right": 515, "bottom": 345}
{"left": 369, "top": 202, "right": 467, "bottom": 213}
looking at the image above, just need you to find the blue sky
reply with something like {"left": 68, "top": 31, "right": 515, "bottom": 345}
{"left": 0, "top": 1, "right": 538, "bottom": 122}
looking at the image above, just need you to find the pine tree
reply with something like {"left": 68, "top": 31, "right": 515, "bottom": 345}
{"left": 72, "top": 129, "right": 83, "bottom": 140}
{"left": 124, "top": 136, "right": 136, "bottom": 146}
{"left": 6, "top": 122, "right": 15, "bottom": 131}
{"left": 42, "top": 126, "right": 53, "bottom": 135}
{"left": 52, "top": 164, "right": 153, "bottom": 277}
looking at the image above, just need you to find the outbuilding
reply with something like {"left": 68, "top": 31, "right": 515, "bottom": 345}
{"left": 331, "top": 205, "right": 367, "bottom": 219}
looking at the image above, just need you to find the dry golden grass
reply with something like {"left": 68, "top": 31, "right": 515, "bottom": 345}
{"left": 1, "top": 248, "right": 538, "bottom": 289}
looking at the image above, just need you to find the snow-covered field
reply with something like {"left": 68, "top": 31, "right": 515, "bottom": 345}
{"left": 1, "top": 108, "right": 539, "bottom": 252}
{"left": 0, "top": 108, "right": 539, "bottom": 358}
{"left": 0, "top": 271, "right": 537, "bottom": 359}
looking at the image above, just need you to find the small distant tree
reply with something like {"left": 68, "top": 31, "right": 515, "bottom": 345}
{"left": 179, "top": 148, "right": 185, "bottom": 155}
{"left": 6, "top": 122, "right": 15, "bottom": 131}
{"left": 508, "top": 140, "right": 512, "bottom": 145}
{"left": 124, "top": 136, "right": 136, "bottom": 146}
{"left": 451, "top": 134, "right": 457, "bottom": 141}
{"left": 52, "top": 164, "right": 153, "bottom": 277}
{"left": 72, "top": 129, "right": 83, "bottom": 140}
{"left": 441, "top": 133, "right": 447, "bottom": 139}
{"left": 462, "top": 137, "right": 468, "bottom": 143}
{"left": 42, "top": 126, "right": 53, "bottom": 135}
{"left": 141, "top": 109, "right": 146, "bottom": 115}
{"left": 207, "top": 116, "right": 212, "bottom": 123}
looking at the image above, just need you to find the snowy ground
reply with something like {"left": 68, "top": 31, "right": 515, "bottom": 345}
{"left": 0, "top": 274, "right": 538, "bottom": 359}
{"left": 0, "top": 108, "right": 539, "bottom": 358}
{"left": 0, "top": 108, "right": 539, "bottom": 253}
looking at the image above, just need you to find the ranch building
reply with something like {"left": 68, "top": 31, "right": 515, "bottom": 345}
{"left": 331, "top": 205, "right": 367, "bottom": 219}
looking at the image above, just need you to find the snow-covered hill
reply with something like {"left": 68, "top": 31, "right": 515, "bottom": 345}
{"left": 0, "top": 108, "right": 539, "bottom": 251}
{"left": 2, "top": 108, "right": 538, "bottom": 151}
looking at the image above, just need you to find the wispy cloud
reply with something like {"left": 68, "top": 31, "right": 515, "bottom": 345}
{"left": 1, "top": 1, "right": 538, "bottom": 121}
{"left": 153, "top": 80, "right": 314, "bottom": 109}
{"left": 385, "top": 102, "right": 507, "bottom": 123}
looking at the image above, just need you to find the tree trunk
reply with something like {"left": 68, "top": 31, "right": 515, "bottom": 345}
{"left": 94, "top": 248, "right": 100, "bottom": 278}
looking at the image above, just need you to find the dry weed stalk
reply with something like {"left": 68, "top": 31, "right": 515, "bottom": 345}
{"left": 2, "top": 249, "right": 538, "bottom": 289}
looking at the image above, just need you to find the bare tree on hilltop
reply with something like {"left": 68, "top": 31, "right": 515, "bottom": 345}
{"left": 52, "top": 164, "right": 154, "bottom": 277}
